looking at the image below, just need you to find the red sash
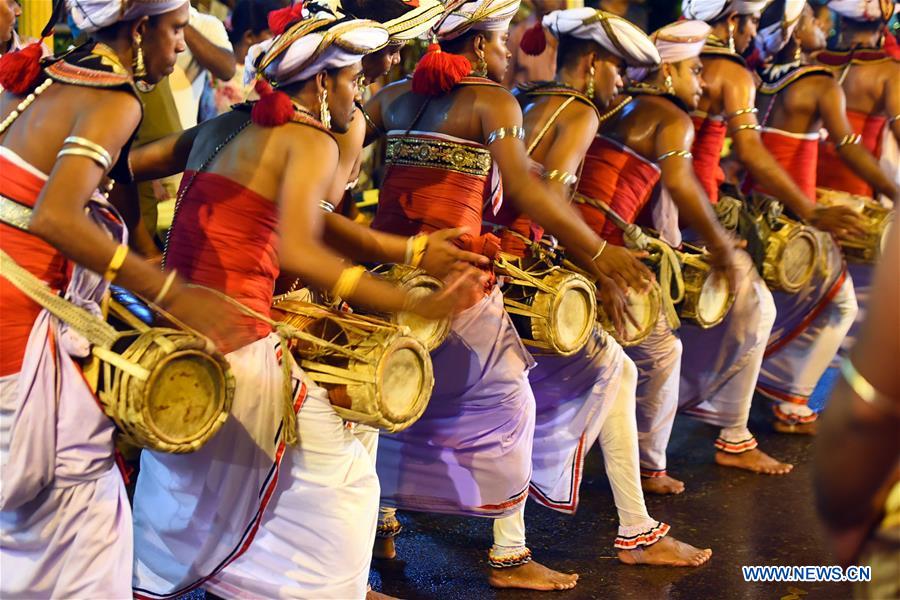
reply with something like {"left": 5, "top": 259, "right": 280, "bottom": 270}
{"left": 166, "top": 171, "right": 279, "bottom": 353}
{"left": 744, "top": 128, "right": 819, "bottom": 201}
{"left": 691, "top": 115, "right": 727, "bottom": 203}
{"left": 817, "top": 110, "right": 887, "bottom": 197}
{"left": 576, "top": 136, "right": 660, "bottom": 246}
{"left": 0, "top": 153, "right": 71, "bottom": 376}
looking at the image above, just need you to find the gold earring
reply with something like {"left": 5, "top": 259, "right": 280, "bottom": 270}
{"left": 664, "top": 74, "right": 674, "bottom": 94}
{"left": 133, "top": 33, "right": 147, "bottom": 79}
{"left": 474, "top": 55, "right": 487, "bottom": 78}
{"left": 585, "top": 63, "right": 595, "bottom": 98}
{"left": 794, "top": 44, "right": 802, "bottom": 62}
{"left": 319, "top": 87, "right": 332, "bottom": 129}
{"left": 727, "top": 21, "right": 736, "bottom": 53}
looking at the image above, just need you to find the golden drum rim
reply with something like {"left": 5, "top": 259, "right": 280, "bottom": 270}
{"left": 678, "top": 256, "right": 734, "bottom": 328}
{"left": 529, "top": 269, "right": 597, "bottom": 356}
{"left": 763, "top": 222, "right": 818, "bottom": 293}
{"left": 599, "top": 281, "right": 661, "bottom": 347}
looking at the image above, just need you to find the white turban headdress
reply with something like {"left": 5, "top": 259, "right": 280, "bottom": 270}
{"left": 628, "top": 19, "right": 712, "bottom": 81}
{"left": 828, "top": 0, "right": 898, "bottom": 21}
{"left": 436, "top": 0, "right": 521, "bottom": 41}
{"left": 67, "top": 0, "right": 189, "bottom": 34}
{"left": 337, "top": 0, "right": 445, "bottom": 41}
{"left": 541, "top": 8, "right": 661, "bottom": 67}
{"left": 757, "top": 0, "right": 805, "bottom": 58}
{"left": 245, "top": 14, "right": 389, "bottom": 87}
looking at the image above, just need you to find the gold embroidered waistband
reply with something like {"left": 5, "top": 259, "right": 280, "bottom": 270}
{"left": 385, "top": 136, "right": 492, "bottom": 177}
{"left": 0, "top": 195, "right": 33, "bottom": 232}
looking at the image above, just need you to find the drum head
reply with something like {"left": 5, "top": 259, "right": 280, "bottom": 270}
{"left": 697, "top": 271, "right": 730, "bottom": 325}
{"left": 145, "top": 349, "right": 228, "bottom": 445}
{"left": 781, "top": 231, "right": 817, "bottom": 289}
{"left": 377, "top": 338, "right": 432, "bottom": 425}
{"left": 552, "top": 280, "right": 594, "bottom": 354}
{"left": 395, "top": 280, "right": 450, "bottom": 352}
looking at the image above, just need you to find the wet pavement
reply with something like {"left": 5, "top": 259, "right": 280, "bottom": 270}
{"left": 368, "top": 388, "right": 854, "bottom": 600}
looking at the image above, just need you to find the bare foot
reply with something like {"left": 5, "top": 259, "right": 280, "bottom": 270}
{"left": 715, "top": 449, "right": 793, "bottom": 474}
{"left": 488, "top": 561, "right": 579, "bottom": 591}
{"left": 773, "top": 420, "right": 818, "bottom": 435}
{"left": 366, "top": 591, "right": 398, "bottom": 600}
{"left": 373, "top": 537, "right": 396, "bottom": 560}
{"left": 641, "top": 475, "right": 685, "bottom": 495}
{"left": 617, "top": 536, "right": 712, "bottom": 567}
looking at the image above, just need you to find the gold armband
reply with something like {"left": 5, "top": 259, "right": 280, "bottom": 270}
{"left": 835, "top": 133, "right": 862, "bottom": 149}
{"left": 103, "top": 243, "right": 129, "bottom": 282}
{"left": 332, "top": 265, "right": 367, "bottom": 299}
{"left": 404, "top": 234, "right": 429, "bottom": 268}
{"left": 729, "top": 123, "right": 761, "bottom": 134}
{"left": 726, "top": 107, "right": 758, "bottom": 120}
{"left": 57, "top": 136, "right": 113, "bottom": 171}
{"left": 543, "top": 170, "right": 578, "bottom": 186}
{"left": 486, "top": 126, "right": 525, "bottom": 145}
{"left": 657, "top": 150, "right": 693, "bottom": 161}
{"left": 153, "top": 270, "right": 177, "bottom": 305}
{"left": 592, "top": 240, "right": 608, "bottom": 261}
{"left": 319, "top": 199, "right": 336, "bottom": 213}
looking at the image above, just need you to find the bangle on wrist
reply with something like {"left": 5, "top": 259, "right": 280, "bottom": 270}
{"left": 332, "top": 265, "right": 367, "bottom": 299}
{"left": 591, "top": 240, "right": 608, "bottom": 262}
{"left": 103, "top": 243, "right": 129, "bottom": 282}
{"left": 153, "top": 270, "right": 178, "bottom": 305}
{"left": 404, "top": 234, "right": 429, "bottom": 268}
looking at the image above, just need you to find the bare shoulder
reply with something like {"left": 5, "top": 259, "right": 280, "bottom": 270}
{"left": 280, "top": 121, "right": 339, "bottom": 163}
{"left": 473, "top": 83, "right": 518, "bottom": 113}
{"left": 375, "top": 78, "right": 413, "bottom": 103}
{"left": 80, "top": 86, "right": 142, "bottom": 126}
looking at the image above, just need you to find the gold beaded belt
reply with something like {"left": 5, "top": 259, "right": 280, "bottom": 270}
{"left": 0, "top": 195, "right": 33, "bottom": 232}
{"left": 385, "top": 136, "right": 492, "bottom": 177}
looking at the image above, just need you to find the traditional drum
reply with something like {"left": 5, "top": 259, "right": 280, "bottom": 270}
{"left": 494, "top": 253, "right": 596, "bottom": 356}
{"left": 368, "top": 264, "right": 451, "bottom": 352}
{"left": 272, "top": 295, "right": 434, "bottom": 432}
{"left": 595, "top": 280, "right": 662, "bottom": 347}
{"left": 751, "top": 195, "right": 819, "bottom": 293}
{"left": 677, "top": 244, "right": 734, "bottom": 329}
{"left": 98, "top": 289, "right": 235, "bottom": 453}
{"left": 816, "top": 187, "right": 894, "bottom": 264}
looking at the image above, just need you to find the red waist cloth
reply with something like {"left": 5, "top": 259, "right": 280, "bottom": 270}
{"left": 490, "top": 200, "right": 544, "bottom": 258}
{"left": 575, "top": 136, "right": 660, "bottom": 246}
{"left": 372, "top": 164, "right": 491, "bottom": 251}
{"left": 0, "top": 153, "right": 70, "bottom": 376}
{"left": 691, "top": 115, "right": 727, "bottom": 203}
{"left": 745, "top": 128, "right": 818, "bottom": 201}
{"left": 165, "top": 171, "right": 279, "bottom": 352}
{"left": 816, "top": 110, "right": 887, "bottom": 197}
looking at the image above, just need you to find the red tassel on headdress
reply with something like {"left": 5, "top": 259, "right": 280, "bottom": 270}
{"left": 250, "top": 79, "right": 295, "bottom": 126}
{"left": 268, "top": 2, "right": 305, "bottom": 36}
{"left": 0, "top": 42, "right": 45, "bottom": 95}
{"left": 411, "top": 43, "right": 472, "bottom": 96}
{"left": 519, "top": 21, "right": 547, "bottom": 56}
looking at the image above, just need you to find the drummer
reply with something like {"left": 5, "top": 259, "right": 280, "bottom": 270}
{"left": 0, "top": 0, "right": 245, "bottom": 596}
{"left": 813, "top": 0, "right": 900, "bottom": 354}
{"left": 124, "top": 10, "right": 479, "bottom": 598}
{"left": 362, "top": 0, "right": 654, "bottom": 590}
{"left": 574, "top": 19, "right": 791, "bottom": 496}
{"left": 492, "top": 7, "right": 710, "bottom": 567}
{"left": 744, "top": 0, "right": 897, "bottom": 432}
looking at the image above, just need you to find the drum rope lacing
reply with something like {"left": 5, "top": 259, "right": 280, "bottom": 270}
{"left": 573, "top": 194, "right": 684, "bottom": 329}
{"left": 192, "top": 286, "right": 406, "bottom": 445}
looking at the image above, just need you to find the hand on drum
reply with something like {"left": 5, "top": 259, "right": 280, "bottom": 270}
{"left": 593, "top": 244, "right": 655, "bottom": 293}
{"left": 707, "top": 237, "right": 743, "bottom": 294}
{"left": 809, "top": 205, "right": 867, "bottom": 242}
{"left": 421, "top": 228, "right": 492, "bottom": 277}
{"left": 596, "top": 276, "right": 640, "bottom": 339}
{"left": 407, "top": 266, "right": 487, "bottom": 319}
{"left": 163, "top": 285, "right": 246, "bottom": 352}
